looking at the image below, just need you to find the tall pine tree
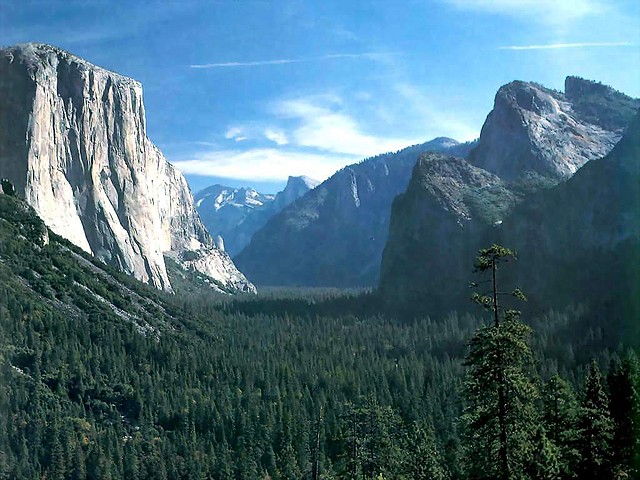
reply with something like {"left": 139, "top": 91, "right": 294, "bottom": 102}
{"left": 462, "top": 245, "right": 548, "bottom": 480}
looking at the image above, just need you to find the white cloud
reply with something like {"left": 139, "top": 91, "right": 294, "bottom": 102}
{"left": 224, "top": 127, "right": 247, "bottom": 142}
{"left": 191, "top": 59, "right": 302, "bottom": 68}
{"left": 499, "top": 41, "right": 635, "bottom": 50}
{"left": 264, "top": 128, "right": 289, "bottom": 145}
{"left": 273, "top": 96, "right": 420, "bottom": 157}
{"left": 172, "top": 148, "right": 354, "bottom": 182}
{"left": 444, "top": 0, "right": 607, "bottom": 22}
{"left": 200, "top": 86, "right": 479, "bottom": 183}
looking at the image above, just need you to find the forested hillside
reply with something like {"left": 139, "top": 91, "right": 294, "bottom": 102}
{"left": 1, "top": 191, "right": 637, "bottom": 479}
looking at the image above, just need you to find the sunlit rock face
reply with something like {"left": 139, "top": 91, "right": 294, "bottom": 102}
{"left": 468, "top": 78, "right": 637, "bottom": 183}
{"left": 0, "top": 43, "right": 254, "bottom": 293}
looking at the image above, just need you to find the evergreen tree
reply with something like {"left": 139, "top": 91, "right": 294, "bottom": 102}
{"left": 462, "top": 245, "right": 542, "bottom": 480}
{"left": 404, "top": 421, "right": 448, "bottom": 480}
{"left": 607, "top": 352, "right": 640, "bottom": 478}
{"left": 576, "top": 361, "right": 614, "bottom": 480}
{"left": 542, "top": 374, "right": 580, "bottom": 478}
{"left": 526, "top": 426, "right": 561, "bottom": 480}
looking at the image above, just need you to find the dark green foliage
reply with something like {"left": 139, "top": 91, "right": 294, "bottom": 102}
{"left": 564, "top": 76, "right": 640, "bottom": 132}
{"left": 0, "top": 178, "right": 15, "bottom": 196}
{"left": 608, "top": 352, "right": 640, "bottom": 478}
{"left": 463, "top": 183, "right": 516, "bottom": 225}
{"left": 542, "top": 375, "right": 580, "bottom": 478}
{"left": 526, "top": 427, "right": 561, "bottom": 480}
{"left": 337, "top": 397, "right": 405, "bottom": 479}
{"left": 0, "top": 195, "right": 637, "bottom": 478}
{"left": 576, "top": 361, "right": 614, "bottom": 480}
{"left": 464, "top": 245, "right": 541, "bottom": 480}
{"left": 462, "top": 319, "right": 540, "bottom": 479}
{"left": 0, "top": 193, "right": 48, "bottom": 246}
{"left": 404, "top": 422, "right": 448, "bottom": 480}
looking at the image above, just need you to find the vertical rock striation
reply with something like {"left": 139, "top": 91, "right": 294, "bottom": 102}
{"left": 0, "top": 43, "right": 254, "bottom": 293}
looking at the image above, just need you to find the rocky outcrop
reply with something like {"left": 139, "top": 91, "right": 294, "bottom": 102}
{"left": 468, "top": 78, "right": 637, "bottom": 183}
{"left": 378, "top": 78, "right": 638, "bottom": 315}
{"left": 195, "top": 175, "right": 319, "bottom": 256}
{"left": 271, "top": 175, "right": 320, "bottom": 212}
{"left": 497, "top": 109, "right": 640, "bottom": 312}
{"left": 234, "top": 138, "right": 474, "bottom": 287}
{"left": 379, "top": 153, "right": 514, "bottom": 312}
{"left": 0, "top": 43, "right": 254, "bottom": 293}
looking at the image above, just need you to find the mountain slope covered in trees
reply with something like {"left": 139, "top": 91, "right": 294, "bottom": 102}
{"left": 0, "top": 189, "right": 637, "bottom": 479}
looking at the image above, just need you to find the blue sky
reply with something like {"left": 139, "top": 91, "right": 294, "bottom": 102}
{"left": 2, "top": 0, "right": 639, "bottom": 193}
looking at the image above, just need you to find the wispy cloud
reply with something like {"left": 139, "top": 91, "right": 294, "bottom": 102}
{"left": 273, "top": 95, "right": 420, "bottom": 157}
{"left": 175, "top": 85, "right": 480, "bottom": 183}
{"left": 172, "top": 148, "right": 353, "bottom": 182}
{"left": 499, "top": 41, "right": 636, "bottom": 50}
{"left": 190, "top": 52, "right": 398, "bottom": 69}
{"left": 392, "top": 83, "right": 479, "bottom": 142}
{"left": 191, "top": 59, "right": 303, "bottom": 68}
{"left": 444, "top": 0, "right": 607, "bottom": 22}
{"left": 172, "top": 93, "right": 427, "bottom": 182}
{"left": 224, "top": 127, "right": 248, "bottom": 142}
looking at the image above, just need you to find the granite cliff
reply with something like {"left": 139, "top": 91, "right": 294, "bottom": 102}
{"left": 379, "top": 79, "right": 638, "bottom": 315}
{"left": 0, "top": 43, "right": 254, "bottom": 293}
{"left": 468, "top": 77, "right": 637, "bottom": 184}
{"left": 497, "top": 109, "right": 640, "bottom": 313}
{"left": 379, "top": 153, "right": 514, "bottom": 312}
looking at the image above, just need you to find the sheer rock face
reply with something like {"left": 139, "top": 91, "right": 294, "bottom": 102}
{"left": 468, "top": 79, "right": 634, "bottom": 182}
{"left": 378, "top": 78, "right": 638, "bottom": 315}
{"left": 0, "top": 43, "right": 254, "bottom": 293}
{"left": 498, "top": 110, "right": 640, "bottom": 306}
{"left": 379, "top": 153, "right": 514, "bottom": 312}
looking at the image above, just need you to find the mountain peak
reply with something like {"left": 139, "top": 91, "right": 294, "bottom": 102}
{"left": 285, "top": 175, "right": 320, "bottom": 191}
{"left": 0, "top": 43, "right": 253, "bottom": 293}
{"left": 468, "top": 77, "right": 633, "bottom": 182}
{"left": 423, "top": 137, "right": 461, "bottom": 151}
{"left": 195, "top": 178, "right": 316, "bottom": 256}
{"left": 494, "top": 80, "right": 562, "bottom": 116}
{"left": 1, "top": 43, "right": 140, "bottom": 87}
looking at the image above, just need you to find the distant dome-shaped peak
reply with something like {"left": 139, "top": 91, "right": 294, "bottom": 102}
{"left": 285, "top": 175, "right": 320, "bottom": 189}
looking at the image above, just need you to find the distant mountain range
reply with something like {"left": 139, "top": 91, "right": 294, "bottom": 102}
{"left": 234, "top": 138, "right": 475, "bottom": 286}
{"left": 235, "top": 77, "right": 638, "bottom": 289}
{"left": 195, "top": 176, "right": 319, "bottom": 256}
{"left": 1, "top": 41, "right": 637, "bottom": 311}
